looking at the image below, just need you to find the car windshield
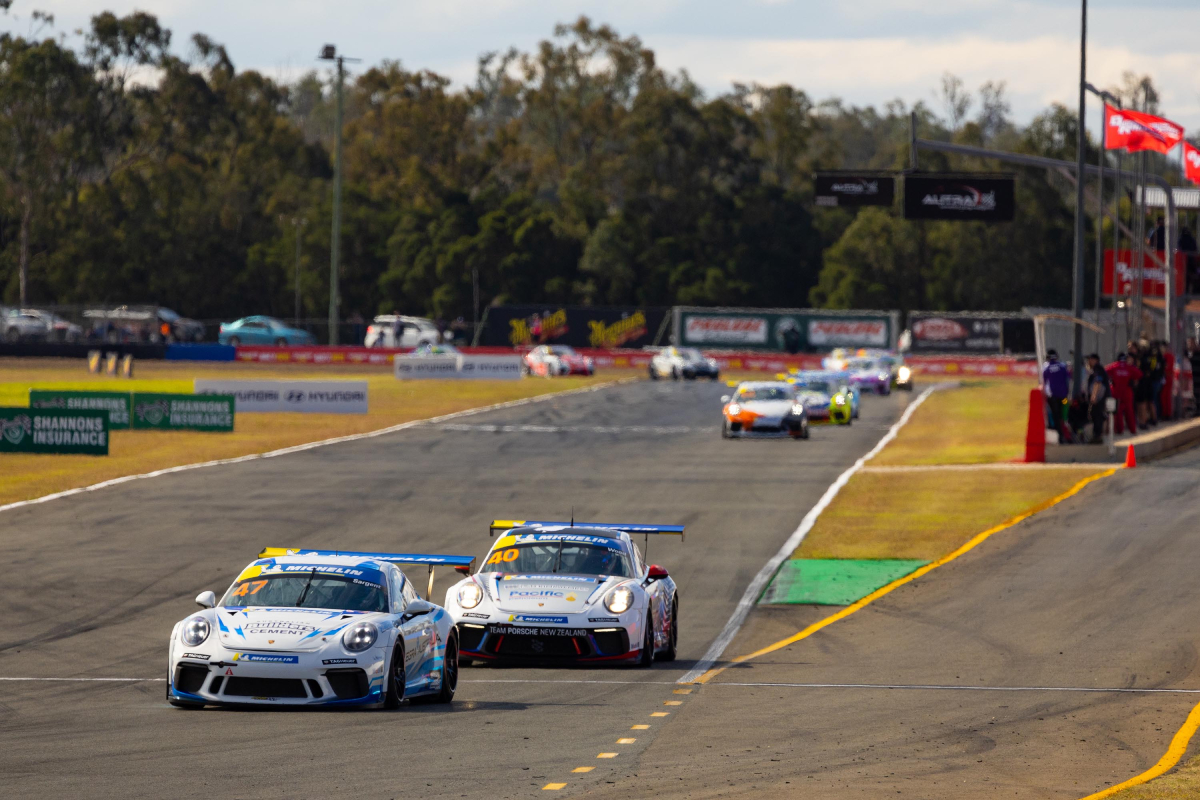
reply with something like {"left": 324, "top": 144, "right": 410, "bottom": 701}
{"left": 799, "top": 381, "right": 832, "bottom": 393}
{"left": 480, "top": 541, "right": 633, "bottom": 577}
{"left": 158, "top": 308, "right": 180, "bottom": 322}
{"left": 737, "top": 387, "right": 791, "bottom": 401}
{"left": 220, "top": 572, "right": 388, "bottom": 612}
{"left": 680, "top": 348, "right": 704, "bottom": 360}
{"left": 548, "top": 346, "right": 575, "bottom": 356}
{"left": 849, "top": 359, "right": 879, "bottom": 371}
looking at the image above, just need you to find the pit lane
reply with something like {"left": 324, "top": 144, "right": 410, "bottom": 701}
{"left": 0, "top": 378, "right": 909, "bottom": 799}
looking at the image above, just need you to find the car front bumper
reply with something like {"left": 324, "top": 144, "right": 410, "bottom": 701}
{"left": 457, "top": 620, "right": 638, "bottom": 663}
{"left": 727, "top": 413, "right": 807, "bottom": 437}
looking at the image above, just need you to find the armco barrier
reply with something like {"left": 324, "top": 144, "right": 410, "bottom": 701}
{"left": 166, "top": 343, "right": 235, "bottom": 361}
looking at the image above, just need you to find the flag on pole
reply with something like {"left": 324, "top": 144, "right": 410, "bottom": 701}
{"left": 1183, "top": 142, "right": 1200, "bottom": 185}
{"left": 1104, "top": 105, "right": 1184, "bottom": 154}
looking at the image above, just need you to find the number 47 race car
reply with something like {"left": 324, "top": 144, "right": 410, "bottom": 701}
{"left": 445, "top": 521, "right": 683, "bottom": 666}
{"left": 167, "top": 548, "right": 475, "bottom": 709}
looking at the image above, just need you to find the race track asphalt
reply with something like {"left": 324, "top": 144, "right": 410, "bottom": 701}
{"left": 0, "top": 378, "right": 909, "bottom": 799}
{"left": 587, "top": 439, "right": 1200, "bottom": 798}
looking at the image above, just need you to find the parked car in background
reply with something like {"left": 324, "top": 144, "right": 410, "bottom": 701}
{"left": 218, "top": 316, "right": 316, "bottom": 346}
{"left": 84, "top": 305, "right": 205, "bottom": 343}
{"left": 1, "top": 307, "right": 49, "bottom": 342}
{"left": 22, "top": 309, "right": 82, "bottom": 342}
{"left": 365, "top": 315, "right": 448, "bottom": 348}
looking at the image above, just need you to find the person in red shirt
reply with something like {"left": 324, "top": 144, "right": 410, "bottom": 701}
{"left": 1106, "top": 353, "right": 1141, "bottom": 435}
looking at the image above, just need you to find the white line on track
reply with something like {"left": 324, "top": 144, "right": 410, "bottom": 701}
{"left": 437, "top": 423, "right": 700, "bottom": 435}
{"left": 677, "top": 383, "right": 949, "bottom": 684}
{"left": 0, "top": 381, "right": 626, "bottom": 516}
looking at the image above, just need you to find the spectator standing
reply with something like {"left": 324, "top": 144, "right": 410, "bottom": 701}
{"left": 1086, "top": 353, "right": 1111, "bottom": 442}
{"left": 1105, "top": 353, "right": 1141, "bottom": 435}
{"left": 1190, "top": 339, "right": 1200, "bottom": 409}
{"left": 1147, "top": 215, "right": 1166, "bottom": 251}
{"left": 1136, "top": 340, "right": 1160, "bottom": 428}
{"left": 1041, "top": 349, "right": 1071, "bottom": 432}
{"left": 1161, "top": 341, "right": 1176, "bottom": 421}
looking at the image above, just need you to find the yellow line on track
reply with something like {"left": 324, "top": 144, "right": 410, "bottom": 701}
{"left": 690, "top": 467, "right": 1119, "bottom": 685}
{"left": 1077, "top": 700, "right": 1200, "bottom": 799}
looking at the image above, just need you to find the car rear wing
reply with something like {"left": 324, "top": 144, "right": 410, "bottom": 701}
{"left": 257, "top": 547, "right": 476, "bottom": 599}
{"left": 489, "top": 520, "right": 685, "bottom": 541}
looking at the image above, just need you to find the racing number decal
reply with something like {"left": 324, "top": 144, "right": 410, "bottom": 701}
{"left": 486, "top": 549, "right": 520, "bottom": 566}
{"left": 231, "top": 580, "right": 267, "bottom": 597}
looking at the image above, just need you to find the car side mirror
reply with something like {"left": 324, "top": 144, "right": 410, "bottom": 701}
{"left": 403, "top": 599, "right": 434, "bottom": 620}
{"left": 195, "top": 591, "right": 216, "bottom": 609}
{"left": 720, "top": 395, "right": 731, "bottom": 404}
{"left": 647, "top": 565, "right": 669, "bottom": 581}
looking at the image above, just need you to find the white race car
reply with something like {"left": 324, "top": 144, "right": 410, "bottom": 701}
{"left": 445, "top": 520, "right": 683, "bottom": 666}
{"left": 720, "top": 381, "right": 809, "bottom": 439}
{"left": 648, "top": 347, "right": 720, "bottom": 381}
{"left": 167, "top": 548, "right": 474, "bottom": 709}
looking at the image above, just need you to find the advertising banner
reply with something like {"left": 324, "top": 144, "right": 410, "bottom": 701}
{"left": 675, "top": 308, "right": 895, "bottom": 353}
{"left": 458, "top": 355, "right": 524, "bottom": 380}
{"left": 395, "top": 355, "right": 523, "bottom": 380}
{"left": 814, "top": 173, "right": 895, "bottom": 207}
{"left": 132, "top": 393, "right": 235, "bottom": 431}
{"left": 903, "top": 174, "right": 1015, "bottom": 221}
{"left": 0, "top": 407, "right": 109, "bottom": 455}
{"left": 479, "top": 306, "right": 667, "bottom": 348}
{"left": 1102, "top": 249, "right": 1186, "bottom": 298}
{"left": 394, "top": 355, "right": 463, "bottom": 380}
{"left": 1104, "top": 105, "right": 1184, "bottom": 155}
{"left": 193, "top": 380, "right": 368, "bottom": 414}
{"left": 1184, "top": 142, "right": 1200, "bottom": 186}
{"left": 908, "top": 314, "right": 1004, "bottom": 353}
{"left": 29, "top": 390, "right": 132, "bottom": 429}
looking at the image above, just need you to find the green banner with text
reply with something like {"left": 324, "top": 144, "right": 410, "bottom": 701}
{"left": 29, "top": 390, "right": 132, "bottom": 429}
{"left": 131, "top": 393, "right": 235, "bottom": 432}
{"left": 0, "top": 407, "right": 109, "bottom": 455}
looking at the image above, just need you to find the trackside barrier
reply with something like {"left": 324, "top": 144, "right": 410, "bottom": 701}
{"left": 1025, "top": 389, "right": 1045, "bottom": 463}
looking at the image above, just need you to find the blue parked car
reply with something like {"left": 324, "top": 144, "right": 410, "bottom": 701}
{"left": 218, "top": 316, "right": 315, "bottom": 346}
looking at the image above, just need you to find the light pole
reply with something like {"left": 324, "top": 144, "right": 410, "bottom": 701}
{"left": 1085, "top": 82, "right": 1120, "bottom": 354}
{"left": 1070, "top": 0, "right": 1088, "bottom": 396}
{"left": 318, "top": 44, "right": 359, "bottom": 345}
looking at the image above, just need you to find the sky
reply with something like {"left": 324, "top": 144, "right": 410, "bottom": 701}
{"left": 10, "top": 0, "right": 1200, "bottom": 135}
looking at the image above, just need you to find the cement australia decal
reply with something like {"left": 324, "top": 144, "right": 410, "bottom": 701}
{"left": 244, "top": 620, "right": 317, "bottom": 636}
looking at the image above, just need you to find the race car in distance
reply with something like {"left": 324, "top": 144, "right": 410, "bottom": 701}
{"left": 720, "top": 381, "right": 809, "bottom": 439}
{"left": 524, "top": 344, "right": 595, "bottom": 376}
{"left": 445, "top": 520, "right": 682, "bottom": 666}
{"left": 844, "top": 355, "right": 892, "bottom": 395}
{"left": 789, "top": 372, "right": 854, "bottom": 425}
{"left": 410, "top": 342, "right": 460, "bottom": 357}
{"left": 167, "top": 548, "right": 474, "bottom": 709}
{"left": 648, "top": 347, "right": 720, "bottom": 381}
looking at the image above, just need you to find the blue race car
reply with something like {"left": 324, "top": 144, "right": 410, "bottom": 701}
{"left": 218, "top": 316, "right": 315, "bottom": 346}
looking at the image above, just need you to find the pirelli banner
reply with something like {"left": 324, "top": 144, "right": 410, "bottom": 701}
{"left": 0, "top": 408, "right": 109, "bottom": 455}
{"left": 673, "top": 308, "right": 898, "bottom": 353}
{"left": 29, "top": 390, "right": 132, "bottom": 429}
{"left": 814, "top": 173, "right": 895, "bottom": 207}
{"left": 479, "top": 305, "right": 668, "bottom": 348}
{"left": 903, "top": 173, "right": 1015, "bottom": 221}
{"left": 131, "top": 393, "right": 235, "bottom": 431}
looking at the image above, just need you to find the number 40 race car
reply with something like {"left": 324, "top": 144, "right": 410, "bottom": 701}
{"left": 445, "top": 520, "right": 683, "bottom": 666}
{"left": 167, "top": 548, "right": 474, "bottom": 709}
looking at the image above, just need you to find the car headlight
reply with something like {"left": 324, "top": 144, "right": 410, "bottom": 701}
{"left": 342, "top": 622, "right": 378, "bottom": 652}
{"left": 791, "top": 403, "right": 805, "bottom": 415}
{"left": 728, "top": 403, "right": 741, "bottom": 415}
{"left": 458, "top": 582, "right": 483, "bottom": 609}
{"left": 834, "top": 395, "right": 846, "bottom": 405}
{"left": 604, "top": 585, "right": 634, "bottom": 614}
{"left": 181, "top": 616, "right": 210, "bottom": 647}
{"left": 898, "top": 366, "right": 911, "bottom": 380}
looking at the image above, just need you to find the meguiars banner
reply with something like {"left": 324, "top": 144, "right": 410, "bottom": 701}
{"left": 193, "top": 380, "right": 368, "bottom": 413}
{"left": 479, "top": 306, "right": 667, "bottom": 348}
{"left": 0, "top": 408, "right": 109, "bottom": 455}
{"left": 674, "top": 308, "right": 897, "bottom": 353}
{"left": 29, "top": 390, "right": 132, "bottom": 429}
{"left": 132, "top": 393, "right": 235, "bottom": 431}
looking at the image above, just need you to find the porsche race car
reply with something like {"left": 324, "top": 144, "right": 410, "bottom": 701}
{"left": 167, "top": 548, "right": 474, "bottom": 709}
{"left": 445, "top": 520, "right": 682, "bottom": 666}
{"left": 844, "top": 356, "right": 893, "bottom": 395}
{"left": 524, "top": 345, "right": 595, "bottom": 377}
{"left": 648, "top": 347, "right": 720, "bottom": 381}
{"left": 720, "top": 381, "right": 809, "bottom": 439}
{"left": 789, "top": 372, "right": 854, "bottom": 425}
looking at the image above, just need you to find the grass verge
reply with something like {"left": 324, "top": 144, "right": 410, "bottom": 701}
{"left": 0, "top": 358, "right": 625, "bottom": 507}
{"left": 1104, "top": 755, "right": 1200, "bottom": 799}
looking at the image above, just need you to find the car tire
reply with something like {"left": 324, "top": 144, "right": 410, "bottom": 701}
{"left": 649, "top": 365, "right": 658, "bottom": 380}
{"left": 384, "top": 640, "right": 405, "bottom": 710}
{"left": 275, "top": 337, "right": 288, "bottom": 346}
{"left": 637, "top": 611, "right": 655, "bottom": 668}
{"left": 658, "top": 600, "right": 678, "bottom": 662}
{"left": 721, "top": 423, "right": 732, "bottom": 439}
{"left": 412, "top": 633, "right": 459, "bottom": 705}
{"left": 227, "top": 336, "right": 240, "bottom": 347}
{"left": 671, "top": 367, "right": 679, "bottom": 381}
{"left": 711, "top": 373, "right": 720, "bottom": 381}
{"left": 798, "top": 420, "right": 810, "bottom": 440}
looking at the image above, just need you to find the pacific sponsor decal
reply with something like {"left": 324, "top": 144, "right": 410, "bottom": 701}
{"left": 231, "top": 653, "right": 299, "bottom": 664}
{"left": 684, "top": 315, "right": 768, "bottom": 345}
{"left": 182, "top": 652, "right": 211, "bottom": 660}
{"left": 322, "top": 658, "right": 358, "bottom": 665}
{"left": 808, "top": 320, "right": 888, "bottom": 347}
{"left": 588, "top": 617, "right": 620, "bottom": 623}
{"left": 506, "top": 589, "right": 565, "bottom": 598}
{"left": 508, "top": 614, "right": 569, "bottom": 624}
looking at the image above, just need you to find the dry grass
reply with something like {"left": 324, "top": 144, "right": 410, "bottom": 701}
{"left": 0, "top": 358, "right": 627, "bottom": 506}
{"left": 1104, "top": 755, "right": 1200, "bottom": 799}
{"left": 794, "top": 467, "right": 1107, "bottom": 561}
{"left": 873, "top": 378, "right": 1036, "bottom": 465}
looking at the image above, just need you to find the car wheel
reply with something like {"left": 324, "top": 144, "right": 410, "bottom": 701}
{"left": 410, "top": 632, "right": 459, "bottom": 705}
{"left": 711, "top": 373, "right": 720, "bottom": 381}
{"left": 671, "top": 367, "right": 679, "bottom": 381}
{"left": 800, "top": 420, "right": 810, "bottom": 439}
{"left": 227, "top": 336, "right": 240, "bottom": 347}
{"left": 637, "top": 611, "right": 655, "bottom": 668}
{"left": 275, "top": 337, "right": 288, "bottom": 346}
{"left": 658, "top": 600, "right": 678, "bottom": 662}
{"left": 721, "top": 422, "right": 732, "bottom": 439}
{"left": 648, "top": 364, "right": 658, "bottom": 380}
{"left": 384, "top": 640, "right": 405, "bottom": 710}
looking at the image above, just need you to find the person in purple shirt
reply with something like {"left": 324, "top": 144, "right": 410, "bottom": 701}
{"left": 1042, "top": 349, "right": 1071, "bottom": 430}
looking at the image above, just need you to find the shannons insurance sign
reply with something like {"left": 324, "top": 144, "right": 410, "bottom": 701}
{"left": 0, "top": 408, "right": 109, "bottom": 455}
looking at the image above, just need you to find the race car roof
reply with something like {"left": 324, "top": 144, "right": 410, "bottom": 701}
{"left": 257, "top": 547, "right": 475, "bottom": 568}
{"left": 734, "top": 381, "right": 793, "bottom": 391}
{"left": 490, "top": 520, "right": 685, "bottom": 540}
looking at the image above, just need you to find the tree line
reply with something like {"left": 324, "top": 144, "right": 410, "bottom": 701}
{"left": 0, "top": 9, "right": 1179, "bottom": 323}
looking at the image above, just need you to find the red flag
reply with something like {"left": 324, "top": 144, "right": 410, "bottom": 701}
{"left": 1183, "top": 142, "right": 1200, "bottom": 185}
{"left": 1105, "top": 105, "right": 1184, "bottom": 154}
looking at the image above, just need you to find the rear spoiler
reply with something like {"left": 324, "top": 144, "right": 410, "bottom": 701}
{"left": 257, "top": 547, "right": 476, "bottom": 599}
{"left": 489, "top": 520, "right": 685, "bottom": 541}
